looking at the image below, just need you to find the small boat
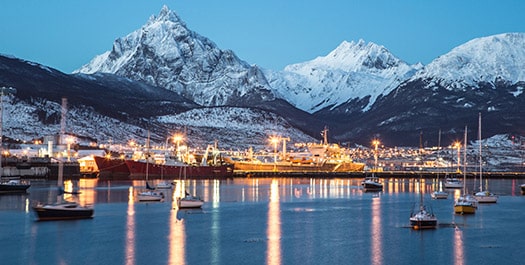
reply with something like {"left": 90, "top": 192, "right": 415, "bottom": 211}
{"left": 361, "top": 175, "right": 383, "bottom": 192}
{"left": 177, "top": 192, "right": 204, "bottom": 209}
{"left": 410, "top": 176, "right": 437, "bottom": 230}
{"left": 32, "top": 160, "right": 94, "bottom": 221}
{"left": 33, "top": 201, "right": 94, "bottom": 221}
{"left": 409, "top": 205, "right": 438, "bottom": 230}
{"left": 156, "top": 181, "right": 172, "bottom": 189}
{"left": 0, "top": 178, "right": 31, "bottom": 194}
{"left": 431, "top": 190, "right": 448, "bottom": 199}
{"left": 454, "top": 194, "right": 477, "bottom": 214}
{"left": 472, "top": 113, "right": 497, "bottom": 203}
{"left": 137, "top": 132, "right": 164, "bottom": 202}
{"left": 521, "top": 184, "right": 525, "bottom": 195}
{"left": 137, "top": 190, "right": 164, "bottom": 201}
{"left": 443, "top": 177, "right": 463, "bottom": 189}
{"left": 137, "top": 180, "right": 164, "bottom": 202}
{"left": 454, "top": 125, "right": 477, "bottom": 214}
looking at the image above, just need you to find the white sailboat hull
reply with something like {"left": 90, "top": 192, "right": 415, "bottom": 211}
{"left": 474, "top": 191, "right": 498, "bottom": 203}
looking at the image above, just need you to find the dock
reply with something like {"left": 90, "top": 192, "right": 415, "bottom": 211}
{"left": 233, "top": 170, "right": 525, "bottom": 179}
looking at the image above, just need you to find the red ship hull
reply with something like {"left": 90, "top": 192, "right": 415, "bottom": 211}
{"left": 93, "top": 156, "right": 130, "bottom": 179}
{"left": 125, "top": 160, "right": 234, "bottom": 179}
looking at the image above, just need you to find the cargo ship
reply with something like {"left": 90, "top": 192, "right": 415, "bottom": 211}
{"left": 93, "top": 156, "right": 130, "bottom": 179}
{"left": 230, "top": 127, "right": 365, "bottom": 172}
{"left": 125, "top": 145, "right": 234, "bottom": 179}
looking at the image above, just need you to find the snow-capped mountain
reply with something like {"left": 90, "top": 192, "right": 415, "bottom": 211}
{"left": 334, "top": 33, "right": 525, "bottom": 146}
{"left": 75, "top": 5, "right": 274, "bottom": 107}
{"left": 0, "top": 54, "right": 315, "bottom": 149}
{"left": 265, "top": 40, "right": 421, "bottom": 114}
{"left": 412, "top": 33, "right": 525, "bottom": 90}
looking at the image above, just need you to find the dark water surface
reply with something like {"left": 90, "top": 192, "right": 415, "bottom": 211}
{"left": 1, "top": 178, "right": 524, "bottom": 265}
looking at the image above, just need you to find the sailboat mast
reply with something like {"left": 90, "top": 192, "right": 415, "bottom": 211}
{"left": 146, "top": 131, "right": 150, "bottom": 181}
{"left": 463, "top": 125, "right": 467, "bottom": 193}
{"left": 478, "top": 112, "right": 482, "bottom": 192}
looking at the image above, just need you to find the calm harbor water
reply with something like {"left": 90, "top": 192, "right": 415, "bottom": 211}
{"left": 1, "top": 177, "right": 524, "bottom": 265}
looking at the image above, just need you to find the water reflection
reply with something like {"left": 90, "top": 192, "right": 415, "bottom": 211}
{"left": 169, "top": 194, "right": 185, "bottom": 265}
{"left": 453, "top": 225, "right": 464, "bottom": 265}
{"left": 125, "top": 186, "right": 135, "bottom": 265}
{"left": 370, "top": 195, "right": 383, "bottom": 265}
{"left": 267, "top": 178, "right": 281, "bottom": 265}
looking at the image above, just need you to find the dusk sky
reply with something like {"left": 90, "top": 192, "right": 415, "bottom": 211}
{"left": 2, "top": 0, "right": 524, "bottom": 73}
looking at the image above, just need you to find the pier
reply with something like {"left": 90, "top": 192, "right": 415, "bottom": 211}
{"left": 233, "top": 170, "right": 525, "bottom": 179}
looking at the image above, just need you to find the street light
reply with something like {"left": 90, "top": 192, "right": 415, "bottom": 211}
{"left": 372, "top": 139, "right": 380, "bottom": 172}
{"left": 173, "top": 134, "right": 183, "bottom": 160}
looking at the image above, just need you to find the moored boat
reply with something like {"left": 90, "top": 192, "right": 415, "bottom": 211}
{"left": 32, "top": 160, "right": 94, "bottom": 221}
{"left": 93, "top": 155, "right": 130, "bottom": 179}
{"left": 409, "top": 205, "right": 438, "bottom": 230}
{"left": 0, "top": 179, "right": 31, "bottom": 194}
{"left": 410, "top": 175, "right": 437, "bottom": 230}
{"left": 177, "top": 193, "right": 204, "bottom": 209}
{"left": 454, "top": 125, "right": 477, "bottom": 214}
{"left": 33, "top": 201, "right": 94, "bottom": 221}
{"left": 521, "top": 184, "right": 525, "bottom": 194}
{"left": 361, "top": 175, "right": 383, "bottom": 192}
{"left": 431, "top": 190, "right": 448, "bottom": 199}
{"left": 444, "top": 177, "right": 463, "bottom": 189}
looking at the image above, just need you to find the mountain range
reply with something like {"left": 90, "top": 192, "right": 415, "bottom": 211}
{"left": 1, "top": 5, "right": 524, "bottom": 149}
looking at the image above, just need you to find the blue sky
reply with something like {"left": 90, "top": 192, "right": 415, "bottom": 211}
{"left": 1, "top": 0, "right": 524, "bottom": 73}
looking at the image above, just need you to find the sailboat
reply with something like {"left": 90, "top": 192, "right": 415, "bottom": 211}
{"left": 177, "top": 167, "right": 203, "bottom": 209}
{"left": 137, "top": 132, "right": 164, "bottom": 202}
{"left": 156, "top": 153, "right": 172, "bottom": 189}
{"left": 473, "top": 113, "right": 498, "bottom": 203}
{"left": 32, "top": 160, "right": 94, "bottom": 221}
{"left": 410, "top": 174, "right": 437, "bottom": 230}
{"left": 0, "top": 87, "right": 31, "bottom": 194}
{"left": 431, "top": 130, "right": 448, "bottom": 199}
{"left": 454, "top": 125, "right": 477, "bottom": 214}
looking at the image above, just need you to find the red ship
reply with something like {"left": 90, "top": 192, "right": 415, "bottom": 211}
{"left": 125, "top": 159, "right": 234, "bottom": 179}
{"left": 93, "top": 156, "right": 130, "bottom": 179}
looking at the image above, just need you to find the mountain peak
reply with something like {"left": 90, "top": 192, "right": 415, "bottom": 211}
{"left": 149, "top": 5, "right": 184, "bottom": 25}
{"left": 415, "top": 32, "right": 525, "bottom": 88}
{"left": 75, "top": 5, "right": 274, "bottom": 107}
{"left": 288, "top": 39, "right": 404, "bottom": 72}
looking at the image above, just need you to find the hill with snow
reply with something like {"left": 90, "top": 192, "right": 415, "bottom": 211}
{"left": 265, "top": 40, "right": 421, "bottom": 114}
{"left": 75, "top": 5, "right": 274, "bottom": 107}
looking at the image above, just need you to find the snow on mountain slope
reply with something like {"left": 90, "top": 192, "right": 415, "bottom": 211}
{"left": 157, "top": 107, "right": 316, "bottom": 150}
{"left": 75, "top": 5, "right": 274, "bottom": 107}
{"left": 1, "top": 95, "right": 146, "bottom": 144}
{"left": 413, "top": 33, "right": 525, "bottom": 89}
{"left": 265, "top": 40, "right": 421, "bottom": 113}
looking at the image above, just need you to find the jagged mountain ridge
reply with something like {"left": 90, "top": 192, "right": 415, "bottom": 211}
{"left": 3, "top": 4, "right": 525, "bottom": 147}
{"left": 265, "top": 40, "right": 422, "bottom": 114}
{"left": 1, "top": 55, "right": 316, "bottom": 148}
{"left": 330, "top": 33, "right": 525, "bottom": 146}
{"left": 75, "top": 5, "right": 275, "bottom": 107}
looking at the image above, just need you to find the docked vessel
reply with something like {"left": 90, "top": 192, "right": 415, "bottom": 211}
{"left": 126, "top": 145, "right": 234, "bottom": 179}
{"left": 231, "top": 128, "right": 365, "bottom": 173}
{"left": 93, "top": 155, "right": 130, "bottom": 179}
{"left": 126, "top": 160, "right": 233, "bottom": 179}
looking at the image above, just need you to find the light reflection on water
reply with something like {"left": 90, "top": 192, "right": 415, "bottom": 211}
{"left": 267, "top": 179, "right": 281, "bottom": 265}
{"left": 1, "top": 177, "right": 524, "bottom": 264}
